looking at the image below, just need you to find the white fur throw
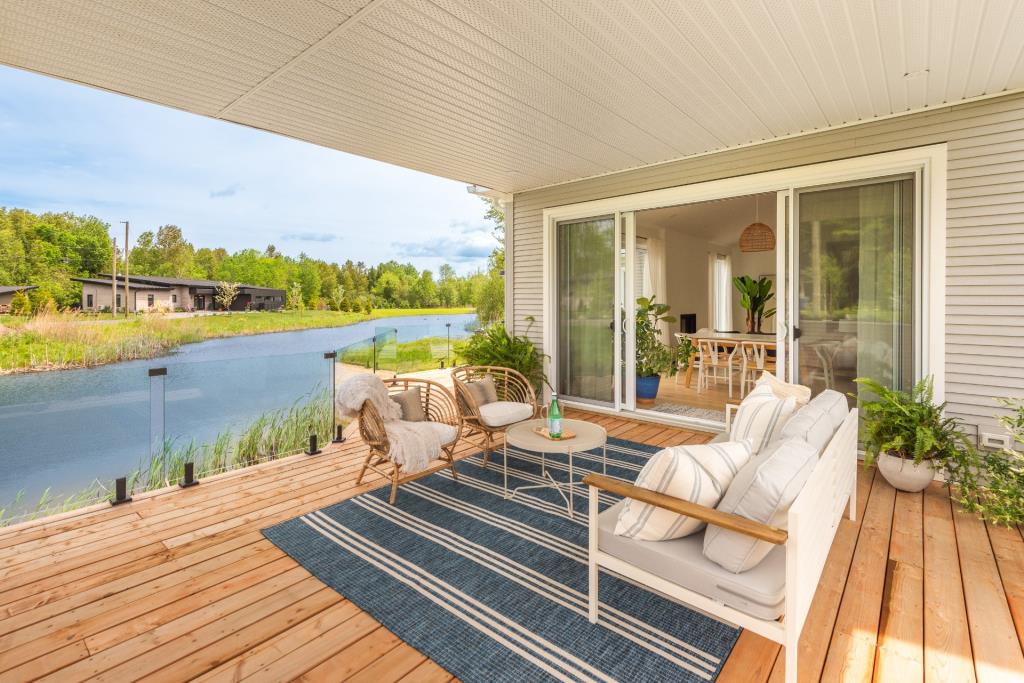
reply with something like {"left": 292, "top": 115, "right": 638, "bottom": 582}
{"left": 335, "top": 374, "right": 441, "bottom": 474}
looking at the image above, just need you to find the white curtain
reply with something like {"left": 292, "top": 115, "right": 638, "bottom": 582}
{"left": 709, "top": 252, "right": 733, "bottom": 332}
{"left": 645, "top": 236, "right": 670, "bottom": 340}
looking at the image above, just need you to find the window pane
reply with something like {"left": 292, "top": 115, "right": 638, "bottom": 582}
{"left": 558, "top": 217, "right": 615, "bottom": 403}
{"left": 796, "top": 177, "right": 915, "bottom": 400}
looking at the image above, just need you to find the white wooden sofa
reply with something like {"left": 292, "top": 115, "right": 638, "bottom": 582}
{"left": 583, "top": 400, "right": 858, "bottom": 683}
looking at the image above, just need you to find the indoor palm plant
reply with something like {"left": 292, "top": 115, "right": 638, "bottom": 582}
{"left": 635, "top": 296, "right": 676, "bottom": 402}
{"left": 732, "top": 275, "right": 775, "bottom": 334}
{"left": 855, "top": 376, "right": 973, "bottom": 492}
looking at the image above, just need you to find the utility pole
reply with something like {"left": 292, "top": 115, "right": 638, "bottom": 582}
{"left": 121, "top": 221, "right": 130, "bottom": 317}
{"left": 111, "top": 237, "right": 118, "bottom": 315}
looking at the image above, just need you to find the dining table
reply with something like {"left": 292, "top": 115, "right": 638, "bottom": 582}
{"left": 679, "top": 331, "right": 777, "bottom": 389}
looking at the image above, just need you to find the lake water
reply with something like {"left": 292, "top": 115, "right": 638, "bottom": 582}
{"left": 0, "top": 313, "right": 477, "bottom": 506}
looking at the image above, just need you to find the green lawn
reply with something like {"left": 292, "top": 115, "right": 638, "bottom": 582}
{"left": 0, "top": 307, "right": 475, "bottom": 373}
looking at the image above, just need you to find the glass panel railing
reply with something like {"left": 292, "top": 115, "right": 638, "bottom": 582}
{"left": 162, "top": 351, "right": 332, "bottom": 485}
{"left": 373, "top": 326, "right": 399, "bottom": 375}
{"left": 0, "top": 362, "right": 152, "bottom": 524}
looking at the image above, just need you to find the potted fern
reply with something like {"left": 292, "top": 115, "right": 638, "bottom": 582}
{"left": 855, "top": 376, "right": 972, "bottom": 492}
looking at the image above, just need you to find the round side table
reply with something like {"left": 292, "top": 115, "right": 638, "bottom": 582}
{"left": 502, "top": 418, "right": 607, "bottom": 518}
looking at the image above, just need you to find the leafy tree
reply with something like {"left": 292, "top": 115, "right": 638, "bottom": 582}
{"left": 9, "top": 290, "right": 31, "bottom": 315}
{"left": 215, "top": 281, "right": 240, "bottom": 310}
{"left": 285, "top": 282, "right": 305, "bottom": 311}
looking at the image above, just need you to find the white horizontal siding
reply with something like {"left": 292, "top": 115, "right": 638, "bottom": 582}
{"left": 512, "top": 91, "right": 1024, "bottom": 434}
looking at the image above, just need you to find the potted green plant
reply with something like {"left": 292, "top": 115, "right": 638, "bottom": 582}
{"left": 855, "top": 376, "right": 973, "bottom": 492}
{"left": 732, "top": 275, "right": 775, "bottom": 334}
{"left": 635, "top": 296, "right": 676, "bottom": 403}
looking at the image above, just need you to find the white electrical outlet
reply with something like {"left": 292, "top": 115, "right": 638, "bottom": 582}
{"left": 981, "top": 432, "right": 1011, "bottom": 450}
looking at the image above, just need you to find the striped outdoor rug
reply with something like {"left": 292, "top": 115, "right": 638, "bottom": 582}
{"left": 262, "top": 436, "right": 741, "bottom": 682}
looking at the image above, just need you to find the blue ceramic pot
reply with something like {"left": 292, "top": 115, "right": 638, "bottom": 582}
{"left": 636, "top": 375, "right": 661, "bottom": 400}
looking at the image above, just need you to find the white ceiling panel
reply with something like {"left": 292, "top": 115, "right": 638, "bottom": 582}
{"left": 2, "top": 0, "right": 1024, "bottom": 192}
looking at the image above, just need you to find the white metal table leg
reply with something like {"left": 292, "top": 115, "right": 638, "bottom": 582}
{"left": 568, "top": 447, "right": 574, "bottom": 518}
{"left": 503, "top": 438, "right": 509, "bottom": 499}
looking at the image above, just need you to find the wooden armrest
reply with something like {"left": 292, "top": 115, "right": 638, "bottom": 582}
{"left": 582, "top": 473, "right": 788, "bottom": 545}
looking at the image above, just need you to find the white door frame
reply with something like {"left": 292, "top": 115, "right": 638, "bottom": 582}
{"left": 541, "top": 144, "right": 947, "bottom": 423}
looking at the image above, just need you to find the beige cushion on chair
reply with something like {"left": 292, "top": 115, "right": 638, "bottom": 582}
{"left": 730, "top": 383, "right": 797, "bottom": 454}
{"left": 808, "top": 389, "right": 849, "bottom": 431}
{"left": 423, "top": 421, "right": 458, "bottom": 446}
{"left": 478, "top": 401, "right": 533, "bottom": 427}
{"left": 755, "top": 371, "right": 811, "bottom": 407}
{"left": 614, "top": 440, "right": 753, "bottom": 541}
{"left": 390, "top": 387, "right": 426, "bottom": 422}
{"left": 467, "top": 376, "right": 499, "bottom": 407}
{"left": 703, "top": 437, "right": 818, "bottom": 573}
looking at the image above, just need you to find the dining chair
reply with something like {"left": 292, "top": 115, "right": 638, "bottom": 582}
{"left": 739, "top": 341, "right": 777, "bottom": 397}
{"left": 696, "top": 339, "right": 735, "bottom": 397}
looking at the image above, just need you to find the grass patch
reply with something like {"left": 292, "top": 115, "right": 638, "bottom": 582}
{"left": 339, "top": 335, "right": 468, "bottom": 374}
{"left": 0, "top": 307, "right": 474, "bottom": 374}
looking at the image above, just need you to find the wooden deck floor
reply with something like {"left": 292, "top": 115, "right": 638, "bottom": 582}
{"left": 1, "top": 409, "right": 1022, "bottom": 682}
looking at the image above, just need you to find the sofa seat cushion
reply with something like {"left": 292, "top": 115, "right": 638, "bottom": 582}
{"left": 479, "top": 401, "right": 533, "bottom": 428}
{"left": 599, "top": 500, "right": 785, "bottom": 621}
{"left": 423, "top": 421, "right": 459, "bottom": 446}
{"left": 704, "top": 438, "right": 818, "bottom": 573}
{"left": 614, "top": 440, "right": 753, "bottom": 541}
{"left": 730, "top": 383, "right": 798, "bottom": 454}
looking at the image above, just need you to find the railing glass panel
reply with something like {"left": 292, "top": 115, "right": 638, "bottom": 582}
{"left": 0, "top": 362, "right": 151, "bottom": 522}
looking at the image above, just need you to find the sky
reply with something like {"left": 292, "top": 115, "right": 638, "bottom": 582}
{"left": 0, "top": 66, "right": 498, "bottom": 274}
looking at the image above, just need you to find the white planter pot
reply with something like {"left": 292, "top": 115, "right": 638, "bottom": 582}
{"left": 876, "top": 452, "right": 936, "bottom": 492}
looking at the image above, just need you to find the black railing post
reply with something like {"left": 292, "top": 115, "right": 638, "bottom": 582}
{"left": 179, "top": 461, "right": 199, "bottom": 488}
{"left": 306, "top": 433, "right": 322, "bottom": 456}
{"left": 110, "top": 476, "right": 132, "bottom": 505}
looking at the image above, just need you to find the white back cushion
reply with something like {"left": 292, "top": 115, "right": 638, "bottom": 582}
{"left": 808, "top": 389, "right": 849, "bottom": 431}
{"left": 755, "top": 371, "right": 812, "bottom": 407}
{"left": 730, "top": 384, "right": 797, "bottom": 454}
{"left": 779, "top": 403, "right": 834, "bottom": 454}
{"left": 615, "top": 440, "right": 753, "bottom": 541}
{"left": 703, "top": 438, "right": 818, "bottom": 573}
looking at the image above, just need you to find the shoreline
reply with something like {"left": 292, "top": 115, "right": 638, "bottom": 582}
{"left": 0, "top": 307, "right": 476, "bottom": 376}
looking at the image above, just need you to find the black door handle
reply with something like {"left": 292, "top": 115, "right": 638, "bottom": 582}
{"left": 793, "top": 327, "right": 802, "bottom": 339}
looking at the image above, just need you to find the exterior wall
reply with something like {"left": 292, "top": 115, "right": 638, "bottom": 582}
{"left": 0, "top": 292, "right": 14, "bottom": 307}
{"left": 80, "top": 283, "right": 118, "bottom": 311}
{"left": 511, "top": 91, "right": 1024, "bottom": 434}
{"left": 134, "top": 290, "right": 173, "bottom": 312}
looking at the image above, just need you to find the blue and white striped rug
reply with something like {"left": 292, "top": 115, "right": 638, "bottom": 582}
{"left": 263, "top": 436, "right": 740, "bottom": 682}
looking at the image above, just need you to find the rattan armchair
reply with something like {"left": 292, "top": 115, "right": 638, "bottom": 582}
{"left": 356, "top": 377, "right": 463, "bottom": 504}
{"left": 451, "top": 365, "right": 539, "bottom": 465}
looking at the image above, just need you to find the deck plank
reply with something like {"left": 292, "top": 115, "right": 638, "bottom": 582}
{"left": 0, "top": 409, "right": 1021, "bottom": 682}
{"left": 922, "top": 483, "right": 976, "bottom": 683}
{"left": 818, "top": 473, "right": 896, "bottom": 682}
{"left": 874, "top": 490, "right": 925, "bottom": 682}
{"left": 953, "top": 501, "right": 1024, "bottom": 682}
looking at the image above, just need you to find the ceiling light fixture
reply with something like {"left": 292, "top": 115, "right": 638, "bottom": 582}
{"left": 739, "top": 196, "right": 775, "bottom": 252}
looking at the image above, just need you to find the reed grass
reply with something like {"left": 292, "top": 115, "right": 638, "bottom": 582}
{"left": 0, "top": 307, "right": 474, "bottom": 374}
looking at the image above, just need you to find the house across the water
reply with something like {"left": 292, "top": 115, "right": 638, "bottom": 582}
{"left": 73, "top": 275, "right": 285, "bottom": 312}
{"left": 0, "top": 285, "right": 37, "bottom": 312}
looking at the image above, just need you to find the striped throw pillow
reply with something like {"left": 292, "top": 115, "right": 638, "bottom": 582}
{"left": 730, "top": 383, "right": 797, "bottom": 454}
{"left": 614, "top": 440, "right": 754, "bottom": 541}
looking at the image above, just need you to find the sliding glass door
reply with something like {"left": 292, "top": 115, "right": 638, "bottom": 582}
{"left": 792, "top": 176, "right": 916, "bottom": 400}
{"left": 556, "top": 216, "right": 618, "bottom": 405}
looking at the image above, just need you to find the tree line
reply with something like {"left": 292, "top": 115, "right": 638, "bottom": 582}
{"left": 0, "top": 201, "right": 505, "bottom": 322}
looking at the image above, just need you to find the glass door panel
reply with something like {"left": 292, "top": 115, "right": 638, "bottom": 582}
{"left": 557, "top": 216, "right": 617, "bottom": 405}
{"left": 794, "top": 176, "right": 915, "bottom": 401}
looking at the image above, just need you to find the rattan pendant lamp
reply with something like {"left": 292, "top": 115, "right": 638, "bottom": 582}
{"left": 739, "top": 195, "right": 775, "bottom": 252}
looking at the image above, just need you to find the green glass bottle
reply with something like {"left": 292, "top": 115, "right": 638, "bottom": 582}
{"left": 548, "top": 393, "right": 562, "bottom": 439}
